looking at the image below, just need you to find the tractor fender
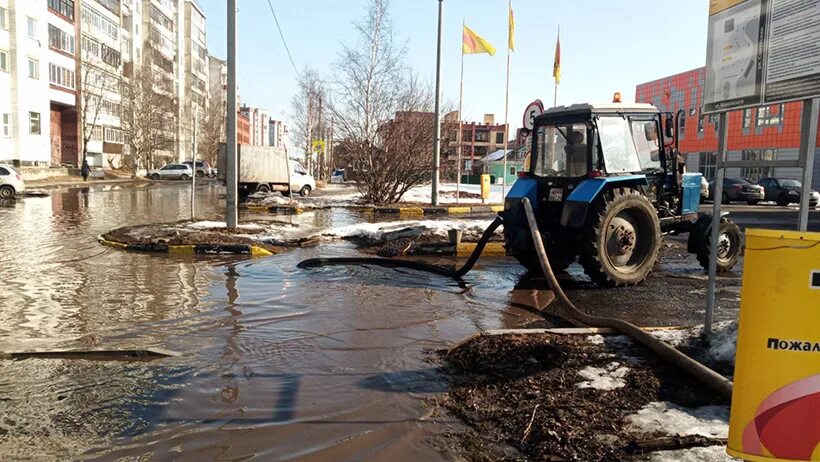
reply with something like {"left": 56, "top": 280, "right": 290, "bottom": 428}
{"left": 687, "top": 212, "right": 731, "bottom": 254}
{"left": 560, "top": 175, "right": 648, "bottom": 228}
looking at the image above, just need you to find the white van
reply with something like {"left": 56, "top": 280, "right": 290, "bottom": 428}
{"left": 291, "top": 163, "right": 316, "bottom": 196}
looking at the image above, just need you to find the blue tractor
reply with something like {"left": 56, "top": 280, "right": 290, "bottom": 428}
{"left": 503, "top": 101, "right": 741, "bottom": 286}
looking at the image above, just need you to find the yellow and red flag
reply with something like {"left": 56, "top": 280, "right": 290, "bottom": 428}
{"left": 553, "top": 30, "right": 561, "bottom": 84}
{"left": 463, "top": 25, "right": 496, "bottom": 56}
{"left": 508, "top": 7, "right": 515, "bottom": 51}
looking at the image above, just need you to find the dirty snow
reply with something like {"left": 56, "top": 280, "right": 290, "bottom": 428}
{"left": 400, "top": 183, "right": 504, "bottom": 204}
{"left": 318, "top": 219, "right": 500, "bottom": 241}
{"left": 627, "top": 401, "right": 729, "bottom": 439}
{"left": 575, "top": 362, "right": 630, "bottom": 390}
{"left": 647, "top": 446, "right": 737, "bottom": 462}
{"left": 185, "top": 221, "right": 265, "bottom": 230}
{"left": 650, "top": 321, "right": 738, "bottom": 365}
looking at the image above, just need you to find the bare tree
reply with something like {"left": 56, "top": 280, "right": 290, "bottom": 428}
{"left": 197, "top": 97, "right": 226, "bottom": 167}
{"left": 121, "top": 66, "right": 176, "bottom": 174}
{"left": 290, "top": 67, "right": 327, "bottom": 177}
{"left": 79, "top": 60, "right": 120, "bottom": 165}
{"left": 332, "top": 0, "right": 441, "bottom": 204}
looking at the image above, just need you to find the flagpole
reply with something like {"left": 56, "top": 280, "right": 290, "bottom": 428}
{"left": 554, "top": 82, "right": 557, "bottom": 108}
{"left": 502, "top": 0, "right": 511, "bottom": 199}
{"left": 457, "top": 19, "right": 465, "bottom": 203}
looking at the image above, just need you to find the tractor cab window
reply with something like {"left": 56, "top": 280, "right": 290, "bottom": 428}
{"left": 532, "top": 121, "right": 590, "bottom": 177}
{"left": 629, "top": 119, "right": 662, "bottom": 171}
{"left": 596, "top": 116, "right": 641, "bottom": 173}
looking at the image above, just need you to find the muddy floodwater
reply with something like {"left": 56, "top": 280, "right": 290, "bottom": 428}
{"left": 0, "top": 182, "right": 740, "bottom": 460}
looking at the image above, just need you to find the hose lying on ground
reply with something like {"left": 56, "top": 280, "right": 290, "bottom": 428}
{"left": 297, "top": 215, "right": 504, "bottom": 279}
{"left": 519, "top": 197, "right": 733, "bottom": 399}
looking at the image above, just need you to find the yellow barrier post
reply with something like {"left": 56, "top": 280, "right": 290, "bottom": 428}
{"left": 480, "top": 174, "right": 491, "bottom": 204}
{"left": 728, "top": 229, "right": 820, "bottom": 462}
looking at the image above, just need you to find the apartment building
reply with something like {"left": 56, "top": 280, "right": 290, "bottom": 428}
{"left": 636, "top": 67, "right": 820, "bottom": 190}
{"left": 240, "top": 105, "right": 269, "bottom": 146}
{"left": 79, "top": 0, "right": 124, "bottom": 168}
{"left": 268, "top": 119, "right": 288, "bottom": 150}
{"left": 442, "top": 112, "right": 509, "bottom": 177}
{"left": 47, "top": 0, "right": 80, "bottom": 167}
{"left": 0, "top": 0, "right": 52, "bottom": 166}
{"left": 180, "top": 0, "right": 206, "bottom": 160}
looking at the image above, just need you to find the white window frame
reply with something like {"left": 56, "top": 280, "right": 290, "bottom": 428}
{"left": 1, "top": 113, "right": 10, "bottom": 137}
{"left": 28, "top": 58, "right": 39, "bottom": 79}
{"left": 29, "top": 112, "right": 41, "bottom": 135}
{"left": 0, "top": 7, "right": 8, "bottom": 30}
{"left": 27, "top": 16, "right": 38, "bottom": 39}
{"left": 0, "top": 49, "right": 8, "bottom": 72}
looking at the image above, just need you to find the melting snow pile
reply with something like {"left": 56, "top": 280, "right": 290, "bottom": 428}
{"left": 319, "top": 219, "right": 500, "bottom": 242}
{"left": 650, "top": 321, "right": 738, "bottom": 365}
{"left": 648, "top": 446, "right": 737, "bottom": 462}
{"left": 186, "top": 221, "right": 265, "bottom": 231}
{"left": 575, "top": 362, "right": 630, "bottom": 390}
{"left": 627, "top": 401, "right": 729, "bottom": 439}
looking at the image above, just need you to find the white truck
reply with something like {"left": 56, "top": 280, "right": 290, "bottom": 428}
{"left": 218, "top": 144, "right": 315, "bottom": 197}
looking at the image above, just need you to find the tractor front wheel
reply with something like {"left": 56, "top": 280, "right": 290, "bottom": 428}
{"left": 695, "top": 220, "right": 741, "bottom": 272}
{"left": 579, "top": 188, "right": 661, "bottom": 287}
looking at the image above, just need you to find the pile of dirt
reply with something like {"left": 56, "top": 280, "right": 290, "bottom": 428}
{"left": 101, "top": 221, "right": 279, "bottom": 253}
{"left": 437, "top": 333, "right": 727, "bottom": 461}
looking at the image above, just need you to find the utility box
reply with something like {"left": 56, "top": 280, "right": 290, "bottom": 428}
{"left": 480, "top": 174, "right": 491, "bottom": 200}
{"left": 728, "top": 229, "right": 820, "bottom": 462}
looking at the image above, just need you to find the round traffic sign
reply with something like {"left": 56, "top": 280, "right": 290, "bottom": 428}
{"left": 523, "top": 100, "right": 544, "bottom": 131}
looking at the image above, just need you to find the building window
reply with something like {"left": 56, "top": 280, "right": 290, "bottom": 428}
{"left": 49, "top": 63, "right": 76, "bottom": 89}
{"left": 48, "top": 0, "right": 75, "bottom": 20}
{"left": 742, "top": 109, "right": 752, "bottom": 129}
{"left": 27, "top": 17, "right": 38, "bottom": 39}
{"left": 81, "top": 5, "right": 118, "bottom": 40}
{"left": 697, "top": 114, "right": 705, "bottom": 133}
{"left": 48, "top": 25, "right": 76, "bottom": 55}
{"left": 0, "top": 7, "right": 7, "bottom": 30}
{"left": 475, "top": 131, "right": 488, "bottom": 142}
{"left": 741, "top": 149, "right": 777, "bottom": 182}
{"left": 2, "top": 113, "right": 10, "bottom": 137}
{"left": 29, "top": 112, "right": 41, "bottom": 135}
{"left": 509, "top": 166, "right": 516, "bottom": 175}
{"left": 495, "top": 132, "right": 504, "bottom": 144}
{"left": 699, "top": 152, "right": 716, "bottom": 180}
{"left": 679, "top": 113, "right": 686, "bottom": 132}
{"left": 104, "top": 127, "right": 123, "bottom": 143}
{"left": 0, "top": 50, "right": 8, "bottom": 72}
{"left": 756, "top": 104, "right": 784, "bottom": 127}
{"left": 28, "top": 58, "right": 39, "bottom": 79}
{"left": 708, "top": 114, "right": 720, "bottom": 133}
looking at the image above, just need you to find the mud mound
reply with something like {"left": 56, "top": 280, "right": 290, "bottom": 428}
{"left": 439, "top": 333, "right": 727, "bottom": 461}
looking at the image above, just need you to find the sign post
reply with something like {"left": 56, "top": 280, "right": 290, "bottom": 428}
{"left": 702, "top": 0, "right": 820, "bottom": 335}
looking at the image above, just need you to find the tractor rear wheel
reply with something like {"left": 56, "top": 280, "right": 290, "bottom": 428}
{"left": 579, "top": 187, "right": 661, "bottom": 287}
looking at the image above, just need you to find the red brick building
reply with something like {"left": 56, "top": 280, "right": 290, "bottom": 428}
{"left": 237, "top": 111, "right": 250, "bottom": 145}
{"left": 636, "top": 67, "right": 820, "bottom": 189}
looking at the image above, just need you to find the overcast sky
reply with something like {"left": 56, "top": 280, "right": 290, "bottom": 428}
{"left": 198, "top": 0, "right": 710, "bottom": 133}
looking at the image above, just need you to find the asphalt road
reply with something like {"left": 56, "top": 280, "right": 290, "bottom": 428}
{"left": 702, "top": 204, "right": 820, "bottom": 232}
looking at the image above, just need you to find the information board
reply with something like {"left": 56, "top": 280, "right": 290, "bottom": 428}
{"left": 704, "top": 0, "right": 820, "bottom": 113}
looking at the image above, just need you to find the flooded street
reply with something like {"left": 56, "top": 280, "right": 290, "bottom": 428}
{"left": 0, "top": 183, "right": 740, "bottom": 460}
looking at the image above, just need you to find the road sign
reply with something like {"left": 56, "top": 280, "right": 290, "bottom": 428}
{"left": 312, "top": 140, "right": 325, "bottom": 153}
{"left": 704, "top": 0, "right": 820, "bottom": 114}
{"left": 522, "top": 100, "right": 544, "bottom": 130}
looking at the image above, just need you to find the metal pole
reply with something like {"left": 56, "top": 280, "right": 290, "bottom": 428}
{"left": 705, "top": 111, "right": 728, "bottom": 336}
{"left": 191, "top": 114, "right": 196, "bottom": 220}
{"left": 226, "top": 0, "right": 238, "bottom": 228}
{"left": 798, "top": 98, "right": 819, "bottom": 232}
{"left": 432, "top": 0, "right": 443, "bottom": 206}
{"left": 502, "top": 0, "right": 511, "bottom": 199}
{"left": 456, "top": 24, "right": 465, "bottom": 203}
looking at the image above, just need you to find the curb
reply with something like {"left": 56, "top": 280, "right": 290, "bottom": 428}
{"left": 99, "top": 237, "right": 273, "bottom": 256}
{"left": 370, "top": 205, "right": 504, "bottom": 216}
{"left": 243, "top": 204, "right": 305, "bottom": 214}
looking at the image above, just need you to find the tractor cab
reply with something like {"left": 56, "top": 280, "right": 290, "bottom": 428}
{"left": 503, "top": 99, "right": 737, "bottom": 287}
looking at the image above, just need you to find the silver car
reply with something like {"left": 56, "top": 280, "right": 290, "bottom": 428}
{"left": 148, "top": 163, "right": 193, "bottom": 181}
{"left": 0, "top": 164, "right": 25, "bottom": 198}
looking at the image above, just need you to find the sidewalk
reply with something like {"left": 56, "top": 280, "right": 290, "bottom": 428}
{"left": 26, "top": 175, "right": 150, "bottom": 189}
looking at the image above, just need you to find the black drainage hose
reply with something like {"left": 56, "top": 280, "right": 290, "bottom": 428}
{"left": 297, "top": 215, "right": 504, "bottom": 279}
{"left": 520, "top": 198, "right": 733, "bottom": 399}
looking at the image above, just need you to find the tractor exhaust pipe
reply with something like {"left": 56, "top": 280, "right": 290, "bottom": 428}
{"left": 520, "top": 197, "right": 733, "bottom": 398}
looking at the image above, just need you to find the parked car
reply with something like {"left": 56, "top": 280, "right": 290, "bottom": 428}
{"left": 708, "top": 177, "right": 765, "bottom": 204}
{"left": 700, "top": 176, "right": 709, "bottom": 203}
{"left": 183, "top": 160, "right": 214, "bottom": 178}
{"left": 147, "top": 163, "right": 193, "bottom": 181}
{"left": 291, "top": 162, "right": 316, "bottom": 196}
{"left": 0, "top": 164, "right": 25, "bottom": 198}
{"left": 330, "top": 168, "right": 345, "bottom": 184}
{"left": 757, "top": 177, "right": 820, "bottom": 207}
